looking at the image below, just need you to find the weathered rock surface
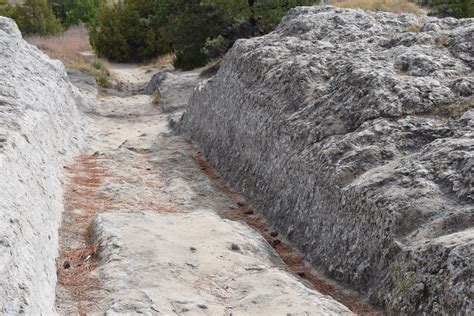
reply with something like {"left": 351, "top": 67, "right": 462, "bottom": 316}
{"left": 145, "top": 70, "right": 168, "bottom": 95}
{"left": 146, "top": 70, "right": 202, "bottom": 113}
{"left": 0, "top": 18, "right": 85, "bottom": 313}
{"left": 92, "top": 211, "right": 352, "bottom": 315}
{"left": 181, "top": 6, "right": 473, "bottom": 314}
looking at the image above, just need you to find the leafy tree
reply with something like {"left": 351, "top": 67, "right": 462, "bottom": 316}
{"left": 50, "top": 0, "right": 105, "bottom": 27}
{"left": 1, "top": 0, "right": 62, "bottom": 36}
{"left": 89, "top": 1, "right": 161, "bottom": 62}
{"left": 89, "top": 0, "right": 318, "bottom": 67}
{"left": 158, "top": 0, "right": 230, "bottom": 70}
{"left": 162, "top": 0, "right": 317, "bottom": 69}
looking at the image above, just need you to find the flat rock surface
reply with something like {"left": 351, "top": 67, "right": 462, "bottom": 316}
{"left": 92, "top": 211, "right": 351, "bottom": 315}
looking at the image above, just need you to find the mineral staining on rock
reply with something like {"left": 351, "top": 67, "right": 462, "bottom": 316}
{"left": 0, "top": 17, "right": 85, "bottom": 313}
{"left": 181, "top": 6, "right": 473, "bottom": 314}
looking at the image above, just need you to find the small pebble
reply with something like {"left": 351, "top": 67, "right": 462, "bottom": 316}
{"left": 63, "top": 261, "right": 71, "bottom": 269}
{"left": 230, "top": 243, "right": 240, "bottom": 251}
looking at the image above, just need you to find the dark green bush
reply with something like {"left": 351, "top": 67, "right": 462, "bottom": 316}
{"left": 88, "top": 0, "right": 318, "bottom": 67}
{"left": 89, "top": 2, "right": 161, "bottom": 62}
{"left": 50, "top": 0, "right": 104, "bottom": 28}
{"left": 173, "top": 48, "right": 208, "bottom": 71}
{"left": 162, "top": 0, "right": 317, "bottom": 70}
{"left": 427, "top": 0, "right": 474, "bottom": 18}
{"left": 1, "top": 0, "right": 62, "bottom": 36}
{"left": 164, "top": 0, "right": 229, "bottom": 70}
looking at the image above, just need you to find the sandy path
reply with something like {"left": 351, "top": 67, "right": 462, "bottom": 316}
{"left": 54, "top": 63, "right": 367, "bottom": 315}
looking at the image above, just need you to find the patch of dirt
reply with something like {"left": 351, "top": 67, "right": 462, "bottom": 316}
{"left": 56, "top": 155, "right": 109, "bottom": 314}
{"left": 57, "top": 149, "right": 180, "bottom": 313}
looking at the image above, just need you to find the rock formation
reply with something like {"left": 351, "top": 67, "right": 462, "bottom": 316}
{"left": 0, "top": 18, "right": 86, "bottom": 313}
{"left": 181, "top": 6, "right": 473, "bottom": 314}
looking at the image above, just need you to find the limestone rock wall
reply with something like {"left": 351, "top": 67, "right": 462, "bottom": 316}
{"left": 0, "top": 18, "right": 86, "bottom": 313}
{"left": 181, "top": 7, "right": 473, "bottom": 314}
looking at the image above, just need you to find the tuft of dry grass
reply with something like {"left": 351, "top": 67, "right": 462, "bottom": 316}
{"left": 329, "top": 0, "right": 423, "bottom": 14}
{"left": 405, "top": 21, "right": 422, "bottom": 32}
{"left": 152, "top": 90, "right": 161, "bottom": 105}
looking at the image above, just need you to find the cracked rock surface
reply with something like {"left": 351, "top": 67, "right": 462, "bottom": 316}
{"left": 181, "top": 6, "right": 473, "bottom": 314}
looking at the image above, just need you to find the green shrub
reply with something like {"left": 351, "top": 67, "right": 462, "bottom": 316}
{"left": 50, "top": 0, "right": 105, "bottom": 28}
{"left": 165, "top": 1, "right": 229, "bottom": 70}
{"left": 173, "top": 48, "right": 208, "bottom": 71}
{"left": 70, "top": 58, "right": 111, "bottom": 88}
{"left": 89, "top": 2, "right": 161, "bottom": 62}
{"left": 1, "top": 0, "right": 62, "bottom": 36}
{"left": 202, "top": 35, "right": 226, "bottom": 60}
{"left": 164, "top": 0, "right": 317, "bottom": 70}
{"left": 90, "top": 58, "right": 104, "bottom": 70}
{"left": 88, "top": 0, "right": 318, "bottom": 67}
{"left": 428, "top": 0, "right": 474, "bottom": 18}
{"left": 96, "top": 71, "right": 111, "bottom": 88}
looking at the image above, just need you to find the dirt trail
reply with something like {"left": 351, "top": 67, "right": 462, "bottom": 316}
{"left": 55, "top": 64, "right": 379, "bottom": 315}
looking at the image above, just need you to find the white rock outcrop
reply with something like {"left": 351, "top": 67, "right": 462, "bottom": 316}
{"left": 181, "top": 6, "right": 473, "bottom": 314}
{"left": 0, "top": 18, "right": 86, "bottom": 313}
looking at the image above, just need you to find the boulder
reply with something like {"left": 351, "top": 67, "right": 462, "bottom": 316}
{"left": 147, "top": 70, "right": 202, "bottom": 114}
{"left": 181, "top": 6, "right": 473, "bottom": 314}
{"left": 144, "top": 71, "right": 168, "bottom": 95}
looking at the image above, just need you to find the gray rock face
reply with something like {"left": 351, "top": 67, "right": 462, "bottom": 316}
{"left": 181, "top": 6, "right": 473, "bottom": 314}
{"left": 0, "top": 18, "right": 85, "bottom": 313}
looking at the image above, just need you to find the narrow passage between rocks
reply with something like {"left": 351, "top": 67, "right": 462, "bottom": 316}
{"left": 55, "top": 63, "right": 380, "bottom": 315}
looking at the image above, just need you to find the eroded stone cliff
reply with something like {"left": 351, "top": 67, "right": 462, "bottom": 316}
{"left": 0, "top": 18, "right": 85, "bottom": 313}
{"left": 181, "top": 6, "right": 473, "bottom": 314}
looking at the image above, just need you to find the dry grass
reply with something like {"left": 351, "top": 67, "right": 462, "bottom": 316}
{"left": 329, "top": 0, "right": 423, "bottom": 14}
{"left": 154, "top": 53, "right": 175, "bottom": 66}
{"left": 26, "top": 24, "right": 92, "bottom": 64}
{"left": 152, "top": 90, "right": 161, "bottom": 105}
{"left": 25, "top": 24, "right": 112, "bottom": 88}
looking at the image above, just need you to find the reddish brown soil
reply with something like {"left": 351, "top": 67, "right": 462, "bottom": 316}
{"left": 57, "top": 152, "right": 179, "bottom": 314}
{"left": 57, "top": 155, "right": 109, "bottom": 314}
